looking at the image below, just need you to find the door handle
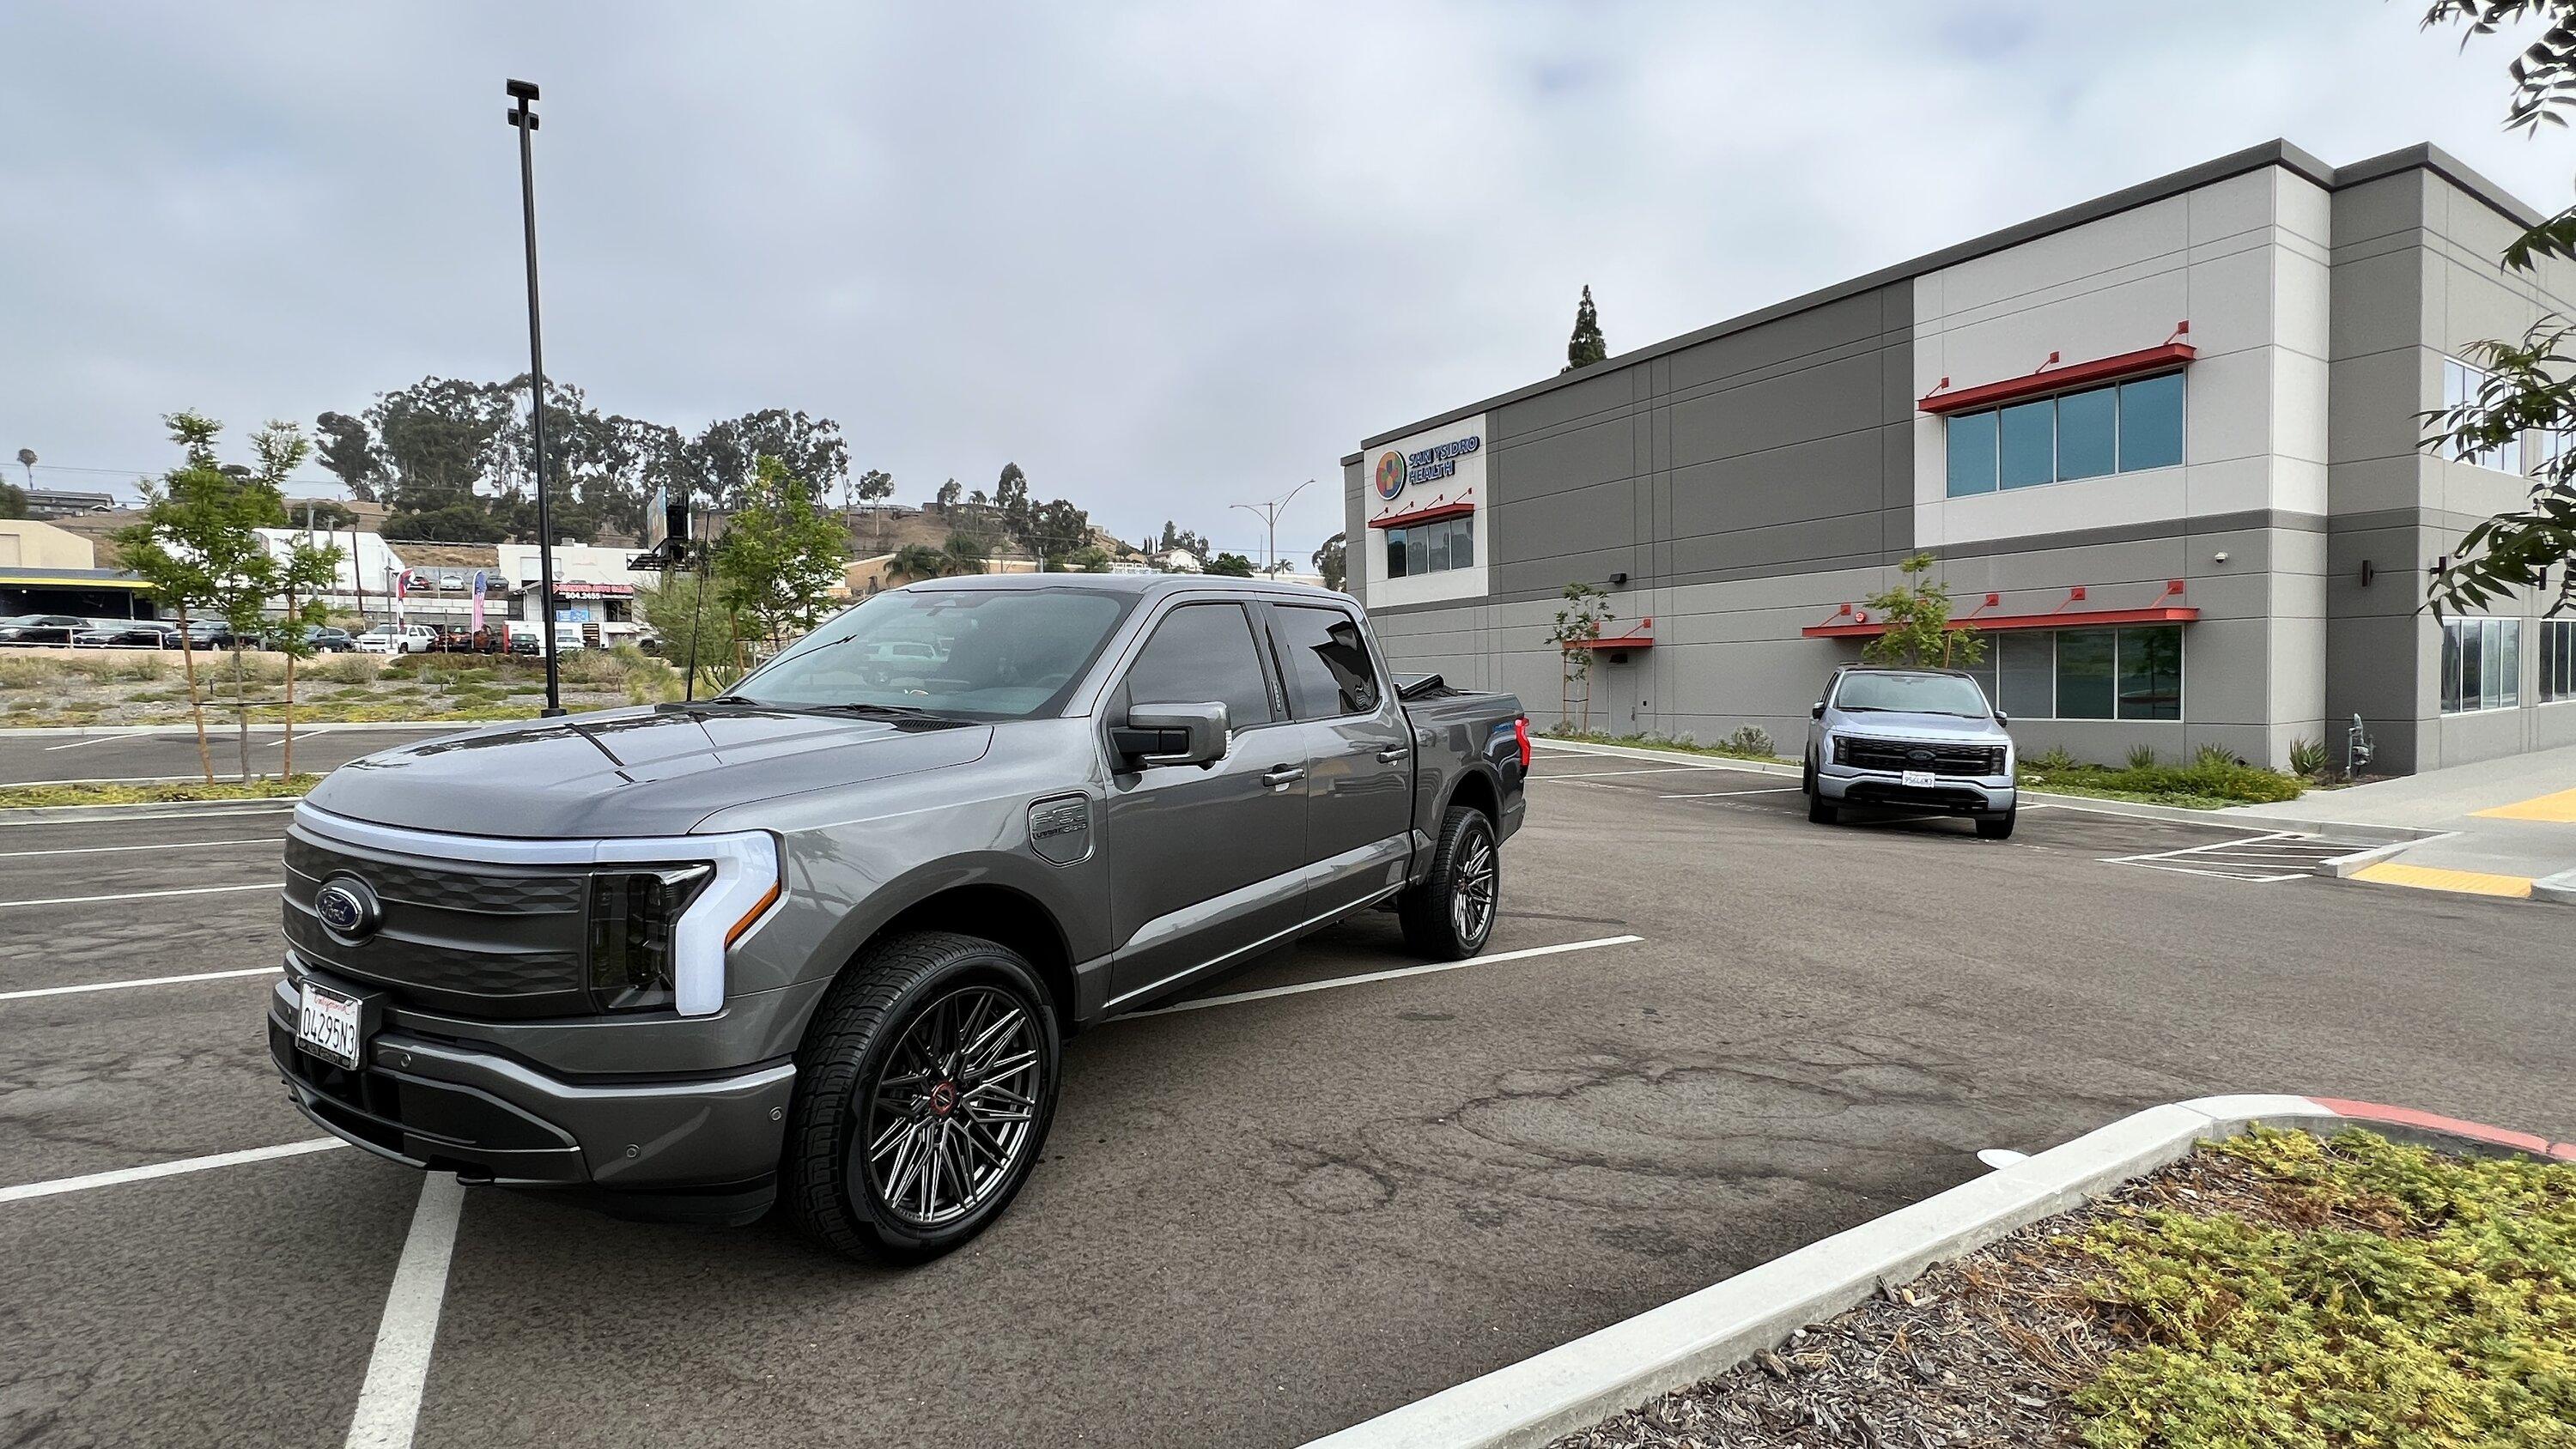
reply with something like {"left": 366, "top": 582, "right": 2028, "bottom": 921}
{"left": 1261, "top": 765, "right": 1305, "bottom": 790}
{"left": 1375, "top": 746, "right": 1408, "bottom": 763}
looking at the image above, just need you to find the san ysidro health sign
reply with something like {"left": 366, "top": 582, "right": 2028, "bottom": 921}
{"left": 1375, "top": 433, "right": 1481, "bottom": 502}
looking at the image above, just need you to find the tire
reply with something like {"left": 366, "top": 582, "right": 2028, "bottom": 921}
{"left": 1975, "top": 808, "right": 2016, "bottom": 840}
{"left": 1397, "top": 805, "right": 1501, "bottom": 961}
{"left": 1807, "top": 787, "right": 1838, "bottom": 825}
{"left": 783, "top": 931, "right": 1061, "bottom": 1264}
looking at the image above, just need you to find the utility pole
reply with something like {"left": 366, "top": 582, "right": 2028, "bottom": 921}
{"left": 507, "top": 77, "right": 565, "bottom": 717}
{"left": 1231, "top": 478, "right": 1312, "bottom": 576}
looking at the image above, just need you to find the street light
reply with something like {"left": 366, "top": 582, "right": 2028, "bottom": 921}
{"left": 1231, "top": 478, "right": 1313, "bottom": 577}
{"left": 506, "top": 77, "right": 565, "bottom": 717}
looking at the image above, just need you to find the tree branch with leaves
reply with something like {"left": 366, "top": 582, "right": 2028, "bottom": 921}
{"left": 1862, "top": 552, "right": 1985, "bottom": 670}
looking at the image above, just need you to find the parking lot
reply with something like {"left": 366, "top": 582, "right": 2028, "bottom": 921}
{"left": 4, "top": 744, "right": 2572, "bottom": 1447}
{"left": 0, "top": 725, "right": 456, "bottom": 789}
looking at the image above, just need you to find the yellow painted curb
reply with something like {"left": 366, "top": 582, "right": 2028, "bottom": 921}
{"left": 2472, "top": 785, "right": 2576, "bottom": 823}
{"left": 2349, "top": 862, "right": 2534, "bottom": 899}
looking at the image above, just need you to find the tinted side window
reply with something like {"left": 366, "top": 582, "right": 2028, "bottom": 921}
{"left": 1271, "top": 604, "right": 1381, "bottom": 718}
{"left": 1122, "top": 603, "right": 1273, "bottom": 730}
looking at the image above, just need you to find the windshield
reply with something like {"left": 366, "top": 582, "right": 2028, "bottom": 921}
{"left": 1832, "top": 670, "right": 1994, "bottom": 718}
{"left": 723, "top": 586, "right": 1136, "bottom": 722}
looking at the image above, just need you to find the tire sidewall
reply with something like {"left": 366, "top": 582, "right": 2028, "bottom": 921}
{"left": 833, "top": 950, "right": 1060, "bottom": 1255}
{"left": 1448, "top": 809, "right": 1499, "bottom": 954}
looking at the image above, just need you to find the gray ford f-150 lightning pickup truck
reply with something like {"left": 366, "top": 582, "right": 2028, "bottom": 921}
{"left": 269, "top": 574, "right": 1527, "bottom": 1260}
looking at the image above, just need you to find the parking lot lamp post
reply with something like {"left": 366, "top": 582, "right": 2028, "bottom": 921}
{"left": 506, "top": 77, "right": 565, "bottom": 717}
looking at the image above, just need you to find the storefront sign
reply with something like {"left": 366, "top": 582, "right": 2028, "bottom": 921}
{"left": 1374, "top": 434, "right": 1481, "bottom": 500}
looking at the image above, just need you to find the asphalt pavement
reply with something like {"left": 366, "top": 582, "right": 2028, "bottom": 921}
{"left": 3, "top": 753, "right": 2569, "bottom": 1447}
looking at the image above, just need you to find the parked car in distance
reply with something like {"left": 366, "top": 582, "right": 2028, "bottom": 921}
{"left": 73, "top": 620, "right": 181, "bottom": 649}
{"left": 355, "top": 623, "right": 436, "bottom": 655}
{"left": 271, "top": 574, "right": 1530, "bottom": 1262}
{"left": 0, "top": 614, "right": 107, "bottom": 646}
{"left": 1803, "top": 665, "right": 2018, "bottom": 838}
{"left": 174, "top": 619, "right": 240, "bottom": 652}
{"left": 264, "top": 624, "right": 356, "bottom": 653}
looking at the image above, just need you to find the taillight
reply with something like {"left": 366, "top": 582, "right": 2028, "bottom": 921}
{"left": 1513, "top": 715, "right": 1533, "bottom": 770}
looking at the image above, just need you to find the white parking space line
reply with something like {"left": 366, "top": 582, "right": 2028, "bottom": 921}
{"left": 0, "top": 836, "right": 283, "bottom": 859}
{"left": 0, "top": 881, "right": 279, "bottom": 910}
{"left": 0, "top": 966, "right": 284, "bottom": 1002}
{"left": 2101, "top": 831, "right": 2348, "bottom": 884}
{"left": 1137, "top": 933, "right": 1644, "bottom": 1017}
{"left": 40, "top": 735, "right": 132, "bottom": 752}
{"left": 1658, "top": 787, "right": 1801, "bottom": 799}
{"left": 0, "top": 1137, "right": 347, "bottom": 1205}
{"left": 344, "top": 1173, "right": 466, "bottom": 1449}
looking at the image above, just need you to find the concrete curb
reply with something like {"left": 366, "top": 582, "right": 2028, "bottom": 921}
{"left": 1532, "top": 737, "right": 2439, "bottom": 845}
{"left": 0, "top": 795, "right": 307, "bottom": 825}
{"left": 2533, "top": 867, "right": 2576, "bottom": 906}
{"left": 1298, "top": 1094, "right": 2572, "bottom": 1449}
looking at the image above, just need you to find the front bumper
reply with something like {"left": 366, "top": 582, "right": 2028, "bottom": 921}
{"left": 1817, "top": 765, "right": 2016, "bottom": 815}
{"left": 266, "top": 975, "right": 796, "bottom": 1218}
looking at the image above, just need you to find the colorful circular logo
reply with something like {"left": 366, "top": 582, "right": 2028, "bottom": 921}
{"left": 1373, "top": 450, "right": 1407, "bottom": 501}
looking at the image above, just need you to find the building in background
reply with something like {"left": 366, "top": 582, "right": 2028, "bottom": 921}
{"left": 1343, "top": 140, "right": 2576, "bottom": 775}
{"left": 19, "top": 488, "right": 117, "bottom": 520}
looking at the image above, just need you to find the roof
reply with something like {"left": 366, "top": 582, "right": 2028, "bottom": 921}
{"left": 1350, "top": 140, "right": 2541, "bottom": 458}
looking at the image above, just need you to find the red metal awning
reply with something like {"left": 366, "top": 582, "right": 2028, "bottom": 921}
{"left": 1564, "top": 617, "right": 1654, "bottom": 650}
{"left": 1918, "top": 340, "right": 2195, "bottom": 415}
{"left": 1367, "top": 500, "right": 1475, "bottom": 530}
{"left": 1801, "top": 584, "right": 2196, "bottom": 638}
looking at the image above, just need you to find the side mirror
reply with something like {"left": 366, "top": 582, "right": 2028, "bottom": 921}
{"left": 1114, "top": 701, "right": 1230, "bottom": 767}
{"left": 1993, "top": 711, "right": 2011, "bottom": 727}
{"left": 1809, "top": 701, "right": 1826, "bottom": 719}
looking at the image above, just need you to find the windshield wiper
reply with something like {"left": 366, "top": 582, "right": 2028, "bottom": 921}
{"left": 776, "top": 700, "right": 975, "bottom": 724}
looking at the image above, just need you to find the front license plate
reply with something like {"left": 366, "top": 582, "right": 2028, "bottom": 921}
{"left": 295, "top": 982, "right": 366, "bottom": 1070}
{"left": 1900, "top": 769, "right": 1936, "bottom": 789}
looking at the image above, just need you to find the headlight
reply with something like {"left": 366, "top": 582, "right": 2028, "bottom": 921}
{"left": 589, "top": 865, "right": 713, "bottom": 1012}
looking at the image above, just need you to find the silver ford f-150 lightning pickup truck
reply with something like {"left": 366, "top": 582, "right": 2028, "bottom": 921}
{"left": 269, "top": 574, "right": 1528, "bottom": 1260}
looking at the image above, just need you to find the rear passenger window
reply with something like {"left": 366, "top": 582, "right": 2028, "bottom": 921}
{"left": 1271, "top": 605, "right": 1381, "bottom": 718}
{"left": 1122, "top": 603, "right": 1274, "bottom": 731}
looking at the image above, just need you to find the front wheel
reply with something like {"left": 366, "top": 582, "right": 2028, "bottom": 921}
{"left": 1975, "top": 808, "right": 2016, "bottom": 840}
{"left": 1397, "top": 805, "right": 1500, "bottom": 961}
{"left": 784, "top": 931, "right": 1061, "bottom": 1263}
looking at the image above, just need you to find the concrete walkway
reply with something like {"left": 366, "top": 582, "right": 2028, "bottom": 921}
{"left": 2229, "top": 742, "right": 2576, "bottom": 899}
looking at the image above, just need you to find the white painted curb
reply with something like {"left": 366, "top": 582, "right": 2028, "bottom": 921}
{"left": 1298, "top": 1093, "right": 2501, "bottom": 1449}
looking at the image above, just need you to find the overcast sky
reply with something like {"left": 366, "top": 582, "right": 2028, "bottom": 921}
{"left": 0, "top": 2, "right": 2555, "bottom": 561}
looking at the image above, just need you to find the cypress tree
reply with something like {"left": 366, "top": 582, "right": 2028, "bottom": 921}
{"left": 1563, "top": 284, "right": 1607, "bottom": 373}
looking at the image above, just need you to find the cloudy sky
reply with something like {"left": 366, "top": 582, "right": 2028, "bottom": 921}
{"left": 0, "top": 2, "right": 2555, "bottom": 561}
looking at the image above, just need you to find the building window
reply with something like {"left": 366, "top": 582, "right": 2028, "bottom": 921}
{"left": 2544, "top": 618, "right": 2576, "bottom": 704}
{"left": 1383, "top": 517, "right": 1473, "bottom": 579}
{"left": 2442, "top": 358, "right": 2522, "bottom": 474}
{"left": 1943, "top": 373, "right": 2186, "bottom": 496}
{"left": 1959, "top": 625, "right": 2184, "bottom": 720}
{"left": 2441, "top": 616, "right": 2521, "bottom": 713}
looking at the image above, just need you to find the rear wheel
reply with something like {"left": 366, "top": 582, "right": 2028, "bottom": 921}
{"left": 1398, "top": 805, "right": 1500, "bottom": 960}
{"left": 784, "top": 931, "right": 1060, "bottom": 1263}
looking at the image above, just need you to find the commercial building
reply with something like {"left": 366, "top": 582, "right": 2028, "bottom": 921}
{"left": 1343, "top": 141, "right": 2576, "bottom": 775}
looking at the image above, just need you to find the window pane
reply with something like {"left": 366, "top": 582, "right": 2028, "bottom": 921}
{"left": 1385, "top": 529, "right": 1406, "bottom": 579}
{"left": 1406, "top": 531, "right": 1428, "bottom": 576}
{"left": 1447, "top": 518, "right": 1474, "bottom": 569}
{"left": 1999, "top": 632, "right": 2054, "bottom": 718}
{"left": 2500, "top": 619, "right": 2521, "bottom": 707}
{"left": 1998, "top": 401, "right": 2056, "bottom": 489}
{"left": 2057, "top": 630, "right": 2116, "bottom": 718}
{"left": 1124, "top": 603, "right": 1273, "bottom": 730}
{"left": 2442, "top": 621, "right": 2464, "bottom": 713}
{"left": 2057, "top": 386, "right": 2117, "bottom": 480}
{"left": 2444, "top": 358, "right": 2471, "bottom": 411}
{"left": 2118, "top": 373, "right": 2184, "bottom": 471}
{"left": 1422, "top": 523, "right": 1449, "bottom": 573}
{"left": 2461, "top": 620, "right": 2484, "bottom": 710}
{"left": 1947, "top": 411, "right": 1998, "bottom": 496}
{"left": 2117, "top": 627, "right": 2183, "bottom": 720}
{"left": 1272, "top": 603, "right": 1381, "bottom": 718}
{"left": 1960, "top": 653, "right": 1997, "bottom": 707}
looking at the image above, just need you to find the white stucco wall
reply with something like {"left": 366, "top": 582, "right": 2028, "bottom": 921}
{"left": 1358, "top": 413, "right": 1491, "bottom": 610}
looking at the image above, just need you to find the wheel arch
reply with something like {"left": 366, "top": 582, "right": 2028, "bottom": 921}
{"left": 1442, "top": 761, "right": 1502, "bottom": 827}
{"left": 838, "top": 880, "right": 1079, "bottom": 1035}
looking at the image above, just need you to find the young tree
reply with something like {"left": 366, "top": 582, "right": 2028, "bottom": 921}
{"left": 638, "top": 569, "right": 741, "bottom": 687}
{"left": 1064, "top": 544, "right": 1110, "bottom": 572}
{"left": 1313, "top": 531, "right": 1347, "bottom": 591}
{"left": 270, "top": 525, "right": 345, "bottom": 779}
{"left": 1546, "top": 580, "right": 1615, "bottom": 731}
{"left": 1563, "top": 284, "right": 1607, "bottom": 373}
{"left": 0, "top": 480, "right": 26, "bottom": 520}
{"left": 714, "top": 455, "right": 849, "bottom": 648}
{"left": 941, "top": 530, "right": 991, "bottom": 576}
{"left": 2418, "top": 3, "right": 2576, "bottom": 616}
{"left": 1861, "top": 552, "right": 1986, "bottom": 670}
{"left": 1206, "top": 551, "right": 1256, "bottom": 578}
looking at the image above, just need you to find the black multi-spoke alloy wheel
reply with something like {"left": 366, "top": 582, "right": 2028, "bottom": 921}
{"left": 1398, "top": 804, "right": 1500, "bottom": 961}
{"left": 784, "top": 931, "right": 1060, "bottom": 1263}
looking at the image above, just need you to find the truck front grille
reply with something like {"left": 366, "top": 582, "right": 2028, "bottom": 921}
{"left": 283, "top": 831, "right": 591, "bottom": 1017}
{"left": 1834, "top": 737, "right": 2004, "bottom": 776}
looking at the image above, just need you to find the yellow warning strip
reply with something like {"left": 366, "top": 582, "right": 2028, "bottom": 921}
{"left": 2349, "top": 862, "right": 2534, "bottom": 899}
{"left": 2472, "top": 786, "right": 2576, "bottom": 823}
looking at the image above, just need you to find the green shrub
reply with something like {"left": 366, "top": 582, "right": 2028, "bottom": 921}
{"left": 2192, "top": 742, "right": 2241, "bottom": 768}
{"left": 2028, "top": 746, "right": 2081, "bottom": 773}
{"left": 1718, "top": 724, "right": 1775, "bottom": 756}
{"left": 2288, "top": 736, "right": 2330, "bottom": 777}
{"left": 2124, "top": 743, "right": 2159, "bottom": 770}
{"left": 307, "top": 653, "right": 385, "bottom": 685}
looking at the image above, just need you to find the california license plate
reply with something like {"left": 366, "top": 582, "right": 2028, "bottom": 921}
{"left": 295, "top": 982, "right": 366, "bottom": 1070}
{"left": 1900, "top": 769, "right": 1936, "bottom": 789}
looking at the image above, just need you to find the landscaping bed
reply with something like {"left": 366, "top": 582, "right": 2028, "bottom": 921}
{"left": 0, "top": 646, "right": 677, "bottom": 727}
{"left": 0, "top": 774, "right": 321, "bottom": 809}
{"left": 1552, "top": 1127, "right": 2576, "bottom": 1448}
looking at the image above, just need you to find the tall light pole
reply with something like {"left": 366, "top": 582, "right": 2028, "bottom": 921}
{"left": 506, "top": 77, "right": 565, "bottom": 717}
{"left": 1231, "top": 478, "right": 1312, "bottom": 576}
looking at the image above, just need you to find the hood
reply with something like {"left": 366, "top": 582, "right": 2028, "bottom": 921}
{"left": 1829, "top": 710, "right": 2006, "bottom": 742}
{"left": 304, "top": 703, "right": 993, "bottom": 839}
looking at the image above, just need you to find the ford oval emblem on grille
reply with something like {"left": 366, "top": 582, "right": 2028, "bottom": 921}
{"left": 316, "top": 875, "right": 383, "bottom": 943}
{"left": 1908, "top": 749, "right": 1935, "bottom": 763}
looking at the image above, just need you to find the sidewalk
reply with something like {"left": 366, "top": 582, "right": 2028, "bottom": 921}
{"left": 2227, "top": 743, "right": 2576, "bottom": 900}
